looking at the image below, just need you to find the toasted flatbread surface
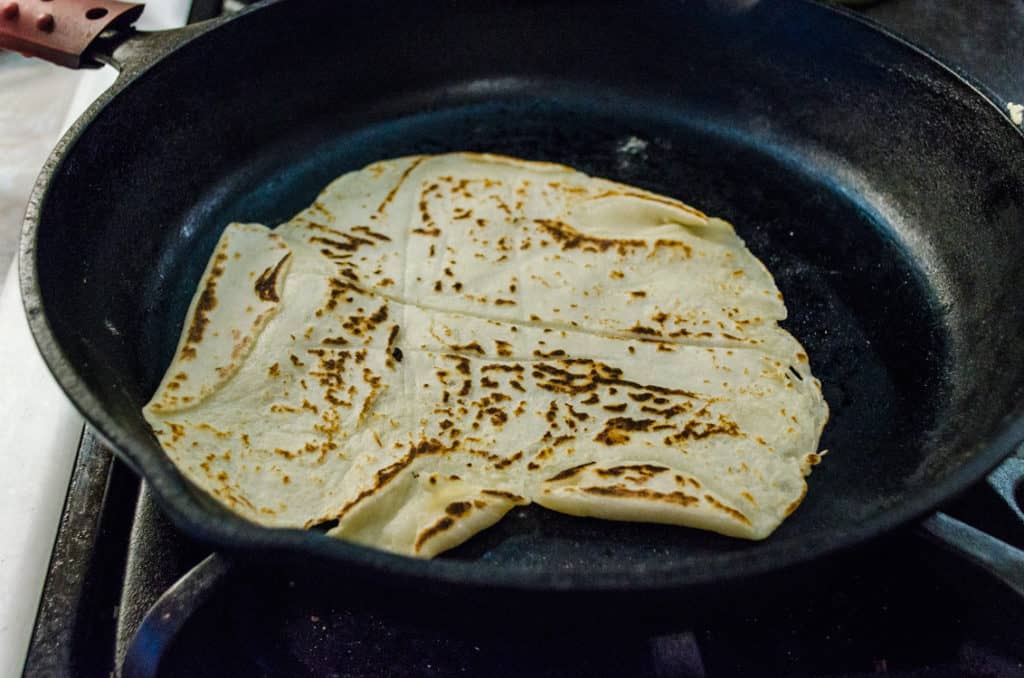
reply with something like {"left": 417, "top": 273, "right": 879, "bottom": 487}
{"left": 144, "top": 153, "right": 828, "bottom": 558}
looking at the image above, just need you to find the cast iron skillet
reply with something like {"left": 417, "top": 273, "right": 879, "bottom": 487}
{"left": 14, "top": 0, "right": 1024, "bottom": 599}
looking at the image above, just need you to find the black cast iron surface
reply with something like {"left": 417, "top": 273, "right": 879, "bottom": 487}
{"left": 18, "top": 0, "right": 1024, "bottom": 596}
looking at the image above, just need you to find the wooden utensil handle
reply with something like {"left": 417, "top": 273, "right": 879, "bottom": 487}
{"left": 0, "top": 0, "right": 143, "bottom": 68}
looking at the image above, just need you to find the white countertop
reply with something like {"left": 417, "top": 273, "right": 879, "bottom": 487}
{"left": 0, "top": 4, "right": 189, "bottom": 674}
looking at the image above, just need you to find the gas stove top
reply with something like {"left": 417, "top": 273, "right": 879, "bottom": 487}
{"left": 18, "top": 2, "right": 1024, "bottom": 676}
{"left": 23, "top": 430, "right": 1024, "bottom": 677}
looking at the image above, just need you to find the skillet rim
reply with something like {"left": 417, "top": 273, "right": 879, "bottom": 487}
{"left": 18, "top": 0, "right": 1024, "bottom": 594}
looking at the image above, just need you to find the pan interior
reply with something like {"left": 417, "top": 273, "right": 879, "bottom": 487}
{"left": 31, "top": 0, "right": 1024, "bottom": 582}
{"left": 134, "top": 88, "right": 945, "bottom": 568}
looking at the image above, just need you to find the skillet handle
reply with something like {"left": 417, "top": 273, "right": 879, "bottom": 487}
{"left": 918, "top": 447, "right": 1024, "bottom": 597}
{"left": 93, "top": 19, "right": 209, "bottom": 75}
{"left": 0, "top": 0, "right": 143, "bottom": 68}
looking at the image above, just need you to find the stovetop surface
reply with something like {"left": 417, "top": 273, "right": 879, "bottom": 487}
{"left": 22, "top": 2, "right": 1024, "bottom": 676}
{"left": 24, "top": 431, "right": 1024, "bottom": 677}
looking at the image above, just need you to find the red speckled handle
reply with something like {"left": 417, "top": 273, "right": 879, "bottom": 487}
{"left": 0, "top": 0, "right": 143, "bottom": 68}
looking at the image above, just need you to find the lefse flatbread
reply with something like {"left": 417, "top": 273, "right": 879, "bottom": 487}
{"left": 144, "top": 153, "right": 829, "bottom": 558}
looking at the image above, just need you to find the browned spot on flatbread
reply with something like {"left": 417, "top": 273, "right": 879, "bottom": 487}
{"left": 445, "top": 501, "right": 473, "bottom": 517}
{"left": 481, "top": 364, "right": 524, "bottom": 373}
{"left": 663, "top": 414, "right": 741, "bottom": 445}
{"left": 352, "top": 225, "right": 392, "bottom": 242}
{"left": 166, "top": 422, "right": 185, "bottom": 443}
{"left": 309, "top": 233, "right": 374, "bottom": 253}
{"left": 704, "top": 494, "right": 753, "bottom": 526}
{"left": 481, "top": 489, "right": 527, "bottom": 503}
{"left": 254, "top": 252, "right": 291, "bottom": 302}
{"left": 530, "top": 360, "right": 700, "bottom": 400}
{"left": 493, "top": 450, "right": 521, "bottom": 469}
{"left": 377, "top": 157, "right": 425, "bottom": 213}
{"left": 629, "top": 323, "right": 659, "bottom": 336}
{"left": 536, "top": 218, "right": 636, "bottom": 254}
{"left": 544, "top": 461, "right": 596, "bottom": 483}
{"left": 572, "top": 485, "right": 699, "bottom": 507}
{"left": 181, "top": 250, "right": 228, "bottom": 358}
{"left": 784, "top": 484, "right": 808, "bottom": 517}
{"left": 534, "top": 218, "right": 692, "bottom": 257}
{"left": 594, "top": 417, "right": 656, "bottom": 446}
{"left": 595, "top": 464, "right": 669, "bottom": 480}
{"left": 414, "top": 516, "right": 455, "bottom": 552}
{"left": 640, "top": 402, "right": 693, "bottom": 419}
{"left": 449, "top": 341, "right": 485, "bottom": 355}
